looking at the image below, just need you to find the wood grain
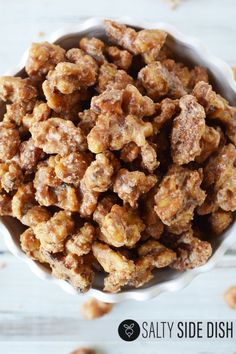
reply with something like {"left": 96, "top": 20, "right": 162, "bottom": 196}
{"left": 0, "top": 0, "right": 236, "bottom": 353}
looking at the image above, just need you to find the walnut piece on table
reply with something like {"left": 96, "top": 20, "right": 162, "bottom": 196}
{"left": 70, "top": 348, "right": 98, "bottom": 354}
{"left": 81, "top": 297, "right": 112, "bottom": 320}
{"left": 224, "top": 286, "right": 236, "bottom": 310}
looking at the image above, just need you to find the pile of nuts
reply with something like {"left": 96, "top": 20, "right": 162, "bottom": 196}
{"left": 0, "top": 20, "right": 235, "bottom": 293}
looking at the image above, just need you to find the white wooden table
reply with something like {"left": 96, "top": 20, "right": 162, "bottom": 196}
{"left": 0, "top": 0, "right": 236, "bottom": 353}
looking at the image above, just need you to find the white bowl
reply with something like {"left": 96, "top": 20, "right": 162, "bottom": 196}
{"left": 1, "top": 17, "right": 236, "bottom": 303}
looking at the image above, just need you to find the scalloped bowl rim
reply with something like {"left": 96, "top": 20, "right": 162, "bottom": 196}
{"left": 1, "top": 17, "right": 236, "bottom": 303}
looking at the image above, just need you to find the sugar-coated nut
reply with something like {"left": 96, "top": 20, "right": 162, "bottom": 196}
{"left": 87, "top": 114, "right": 153, "bottom": 153}
{"left": 70, "top": 348, "right": 98, "bottom": 354}
{"left": 113, "top": 169, "right": 157, "bottom": 207}
{"left": 0, "top": 193, "right": 12, "bottom": 216}
{"left": 171, "top": 95, "right": 206, "bottom": 165}
{"left": 170, "top": 229, "right": 212, "bottom": 270}
{"left": 25, "top": 42, "right": 66, "bottom": 78}
{"left": 196, "top": 125, "right": 221, "bottom": 163}
{"left": 0, "top": 76, "right": 37, "bottom": 103}
{"left": 3, "top": 99, "right": 36, "bottom": 127}
{"left": 0, "top": 162, "right": 23, "bottom": 193}
{"left": 20, "top": 228, "right": 44, "bottom": 262}
{"left": 154, "top": 165, "right": 206, "bottom": 234}
{"left": 19, "top": 138, "right": 45, "bottom": 171}
{"left": 0, "top": 122, "right": 21, "bottom": 161}
{"left": 106, "top": 46, "right": 132, "bottom": 70}
{"left": 224, "top": 286, "right": 236, "bottom": 309}
{"left": 12, "top": 182, "right": 36, "bottom": 221}
{"left": 66, "top": 223, "right": 95, "bottom": 257}
{"left": 138, "top": 61, "right": 186, "bottom": 100}
{"left": 193, "top": 81, "right": 236, "bottom": 145}
{"left": 22, "top": 101, "right": 51, "bottom": 130}
{"left": 80, "top": 37, "right": 106, "bottom": 64}
{"left": 96, "top": 62, "right": 133, "bottom": 93}
{"left": 81, "top": 297, "right": 112, "bottom": 320}
{"left": 34, "top": 210, "right": 74, "bottom": 253}
{"left": 99, "top": 204, "right": 145, "bottom": 248}
{"left": 30, "top": 117, "right": 87, "bottom": 155}
{"left": 92, "top": 241, "right": 135, "bottom": 293}
{"left": 209, "top": 209, "right": 233, "bottom": 235}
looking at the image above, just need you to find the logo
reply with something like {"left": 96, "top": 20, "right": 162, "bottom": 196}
{"left": 118, "top": 319, "right": 140, "bottom": 341}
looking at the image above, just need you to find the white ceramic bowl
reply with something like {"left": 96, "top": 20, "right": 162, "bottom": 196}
{"left": 1, "top": 17, "right": 236, "bottom": 303}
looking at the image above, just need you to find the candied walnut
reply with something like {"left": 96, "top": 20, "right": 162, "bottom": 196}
{"left": 81, "top": 298, "right": 112, "bottom": 320}
{"left": 47, "top": 60, "right": 98, "bottom": 95}
{"left": 135, "top": 29, "right": 167, "bottom": 64}
{"left": 22, "top": 205, "right": 51, "bottom": 228}
{"left": 129, "top": 256, "right": 154, "bottom": 288}
{"left": 53, "top": 152, "right": 92, "bottom": 187}
{"left": 153, "top": 98, "right": 179, "bottom": 133}
{"left": 104, "top": 20, "right": 138, "bottom": 54}
{"left": 34, "top": 161, "right": 61, "bottom": 206}
{"left": 122, "top": 84, "right": 155, "bottom": 117}
{"left": 12, "top": 183, "right": 36, "bottom": 221}
{"left": 42, "top": 79, "right": 81, "bottom": 116}
{"left": 70, "top": 348, "right": 98, "bottom": 354}
{"left": 120, "top": 142, "right": 140, "bottom": 163}
{"left": 20, "top": 228, "right": 44, "bottom": 262}
{"left": 92, "top": 241, "right": 135, "bottom": 293}
{"left": 188, "top": 66, "right": 209, "bottom": 90}
{"left": 87, "top": 113, "right": 153, "bottom": 154}
{"left": 34, "top": 210, "right": 74, "bottom": 253}
{"left": 105, "top": 20, "right": 167, "bottom": 61}
{"left": 78, "top": 181, "right": 99, "bottom": 217}
{"left": 30, "top": 117, "right": 87, "bottom": 155}
{"left": 99, "top": 204, "right": 145, "bottom": 248}
{"left": 224, "top": 286, "right": 236, "bottom": 310}
{"left": 138, "top": 240, "right": 177, "bottom": 268}
{"left": 154, "top": 165, "right": 206, "bottom": 234}
{"left": 0, "top": 122, "right": 21, "bottom": 161}
{"left": 0, "top": 162, "right": 23, "bottom": 192}
{"left": 0, "top": 76, "right": 37, "bottom": 103}
{"left": 82, "top": 152, "right": 119, "bottom": 193}
{"left": 138, "top": 61, "right": 186, "bottom": 101}
{"left": 91, "top": 84, "right": 155, "bottom": 118}
{"left": 78, "top": 109, "right": 98, "bottom": 135}
{"left": 22, "top": 101, "right": 51, "bottom": 130}
{"left": 96, "top": 63, "right": 133, "bottom": 93}
{"left": 209, "top": 209, "right": 233, "bottom": 235}
{"left": 91, "top": 89, "right": 123, "bottom": 115}
{"left": 106, "top": 46, "right": 132, "bottom": 70}
{"left": 203, "top": 144, "right": 236, "bottom": 212}
{"left": 170, "top": 229, "right": 212, "bottom": 270}
{"left": 42, "top": 250, "right": 94, "bottom": 292}
{"left": 140, "top": 142, "right": 159, "bottom": 172}
{"left": 19, "top": 138, "right": 45, "bottom": 171}
{"left": 193, "top": 81, "right": 236, "bottom": 144}
{"left": 196, "top": 125, "right": 221, "bottom": 163}
{"left": 141, "top": 188, "right": 164, "bottom": 239}
{"left": 93, "top": 194, "right": 118, "bottom": 225}
{"left": 162, "top": 59, "right": 191, "bottom": 88}
{"left": 3, "top": 99, "right": 36, "bottom": 127}
{"left": 0, "top": 193, "right": 12, "bottom": 216}
{"left": 113, "top": 169, "right": 157, "bottom": 208}
{"left": 171, "top": 95, "right": 206, "bottom": 165}
{"left": 25, "top": 42, "right": 66, "bottom": 79}
{"left": 66, "top": 223, "right": 95, "bottom": 257}
{"left": 80, "top": 37, "right": 106, "bottom": 64}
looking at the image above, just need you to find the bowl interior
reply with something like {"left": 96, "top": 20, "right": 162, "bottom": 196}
{"left": 1, "top": 21, "right": 236, "bottom": 296}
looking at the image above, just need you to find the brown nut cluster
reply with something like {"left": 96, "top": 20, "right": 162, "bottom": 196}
{"left": 0, "top": 20, "right": 235, "bottom": 294}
